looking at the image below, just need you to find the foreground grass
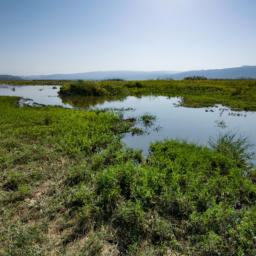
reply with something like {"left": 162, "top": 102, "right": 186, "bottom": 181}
{"left": 0, "top": 96, "right": 256, "bottom": 255}
{"left": 60, "top": 79, "right": 256, "bottom": 110}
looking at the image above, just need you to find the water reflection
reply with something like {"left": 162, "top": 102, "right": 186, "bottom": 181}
{"left": 61, "top": 95, "right": 127, "bottom": 109}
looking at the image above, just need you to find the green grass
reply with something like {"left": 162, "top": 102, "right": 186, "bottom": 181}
{"left": 0, "top": 96, "right": 256, "bottom": 255}
{"left": 59, "top": 79, "right": 256, "bottom": 110}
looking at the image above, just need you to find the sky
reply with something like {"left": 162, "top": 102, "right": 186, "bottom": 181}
{"left": 0, "top": 0, "right": 256, "bottom": 75}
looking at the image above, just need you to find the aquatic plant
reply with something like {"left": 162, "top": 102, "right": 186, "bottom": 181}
{"left": 140, "top": 114, "right": 156, "bottom": 127}
{"left": 130, "top": 127, "right": 144, "bottom": 136}
{"left": 215, "top": 119, "right": 227, "bottom": 128}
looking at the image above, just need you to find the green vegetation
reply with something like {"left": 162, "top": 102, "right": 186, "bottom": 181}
{"left": 60, "top": 80, "right": 130, "bottom": 97}
{"left": 140, "top": 114, "right": 156, "bottom": 127}
{"left": 209, "top": 133, "right": 255, "bottom": 169}
{"left": 184, "top": 76, "right": 208, "bottom": 80}
{"left": 59, "top": 79, "right": 256, "bottom": 110}
{"left": 1, "top": 96, "right": 256, "bottom": 255}
{"left": 130, "top": 127, "right": 145, "bottom": 136}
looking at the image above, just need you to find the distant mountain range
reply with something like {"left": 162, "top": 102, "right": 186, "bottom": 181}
{"left": 0, "top": 75, "right": 23, "bottom": 80}
{"left": 1, "top": 66, "right": 256, "bottom": 81}
{"left": 169, "top": 66, "right": 256, "bottom": 80}
{"left": 24, "top": 71, "right": 177, "bottom": 81}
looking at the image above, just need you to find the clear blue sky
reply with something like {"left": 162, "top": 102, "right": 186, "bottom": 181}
{"left": 1, "top": 0, "right": 256, "bottom": 75}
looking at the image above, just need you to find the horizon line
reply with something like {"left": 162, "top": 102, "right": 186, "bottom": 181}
{"left": 2, "top": 65, "right": 256, "bottom": 77}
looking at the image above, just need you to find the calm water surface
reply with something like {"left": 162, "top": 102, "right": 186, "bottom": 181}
{"left": 93, "top": 96, "right": 256, "bottom": 154}
{"left": 1, "top": 85, "right": 256, "bottom": 155}
{"left": 0, "top": 85, "right": 71, "bottom": 107}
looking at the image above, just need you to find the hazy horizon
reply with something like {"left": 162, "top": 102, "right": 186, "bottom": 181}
{"left": 3, "top": 65, "right": 256, "bottom": 78}
{"left": 1, "top": 0, "right": 256, "bottom": 75}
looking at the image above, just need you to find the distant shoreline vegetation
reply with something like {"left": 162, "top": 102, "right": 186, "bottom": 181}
{"left": 57, "top": 79, "right": 256, "bottom": 111}
{"left": 1, "top": 76, "right": 256, "bottom": 85}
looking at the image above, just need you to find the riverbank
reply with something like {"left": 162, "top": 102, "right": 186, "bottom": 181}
{"left": 0, "top": 96, "right": 255, "bottom": 255}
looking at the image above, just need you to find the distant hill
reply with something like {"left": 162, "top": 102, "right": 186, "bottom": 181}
{"left": 170, "top": 66, "right": 256, "bottom": 80}
{"left": 25, "top": 71, "right": 177, "bottom": 81}
{"left": 2, "top": 66, "right": 256, "bottom": 81}
{"left": 0, "top": 75, "right": 23, "bottom": 81}
{"left": 25, "top": 66, "right": 256, "bottom": 80}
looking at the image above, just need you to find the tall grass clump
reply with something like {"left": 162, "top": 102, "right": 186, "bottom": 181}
{"left": 209, "top": 133, "right": 255, "bottom": 168}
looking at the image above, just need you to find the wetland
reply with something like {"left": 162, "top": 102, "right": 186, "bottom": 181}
{"left": 0, "top": 80, "right": 256, "bottom": 256}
